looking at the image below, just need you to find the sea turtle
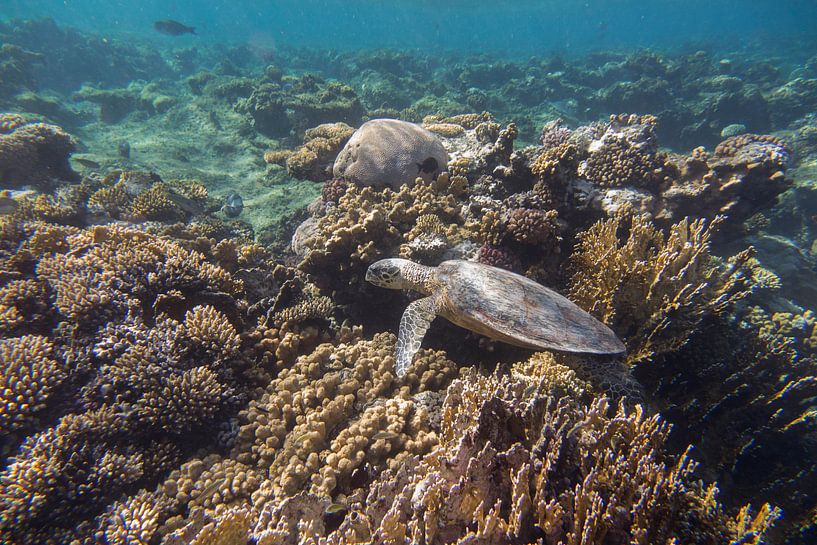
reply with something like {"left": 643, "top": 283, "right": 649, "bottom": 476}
{"left": 366, "top": 258, "right": 626, "bottom": 377}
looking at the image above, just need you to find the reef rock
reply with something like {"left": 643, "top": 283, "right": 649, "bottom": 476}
{"left": 333, "top": 119, "right": 448, "bottom": 188}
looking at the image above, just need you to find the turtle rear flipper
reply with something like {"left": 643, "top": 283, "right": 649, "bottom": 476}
{"left": 396, "top": 293, "right": 442, "bottom": 377}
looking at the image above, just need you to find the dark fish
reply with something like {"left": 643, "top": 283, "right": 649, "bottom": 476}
{"left": 221, "top": 191, "right": 244, "bottom": 218}
{"left": 417, "top": 157, "right": 438, "bottom": 174}
{"left": 118, "top": 141, "right": 131, "bottom": 159}
{"left": 154, "top": 20, "right": 196, "bottom": 36}
{"left": 208, "top": 110, "right": 223, "bottom": 130}
{"left": 73, "top": 157, "right": 101, "bottom": 169}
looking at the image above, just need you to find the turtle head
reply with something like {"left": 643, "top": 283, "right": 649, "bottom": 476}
{"left": 366, "top": 258, "right": 411, "bottom": 289}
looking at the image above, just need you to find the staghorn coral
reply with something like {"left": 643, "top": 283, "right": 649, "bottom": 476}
{"left": 569, "top": 212, "right": 754, "bottom": 364}
{"left": 84, "top": 171, "right": 210, "bottom": 224}
{"left": 130, "top": 183, "right": 187, "bottom": 222}
{"left": 0, "top": 278, "right": 49, "bottom": 335}
{"left": 0, "top": 113, "right": 78, "bottom": 190}
{"left": 31, "top": 224, "right": 241, "bottom": 327}
{"left": 0, "top": 216, "right": 297, "bottom": 542}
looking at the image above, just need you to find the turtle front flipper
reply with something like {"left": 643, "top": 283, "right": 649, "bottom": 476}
{"left": 396, "top": 293, "right": 442, "bottom": 377}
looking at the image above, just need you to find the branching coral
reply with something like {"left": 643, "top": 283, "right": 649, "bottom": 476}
{"left": 0, "top": 335, "right": 65, "bottom": 435}
{"left": 637, "top": 315, "right": 817, "bottom": 545}
{"left": 86, "top": 171, "right": 209, "bottom": 223}
{"left": 296, "top": 178, "right": 462, "bottom": 295}
{"left": 284, "top": 122, "right": 355, "bottom": 182}
{"left": 569, "top": 212, "right": 755, "bottom": 363}
{"left": 169, "top": 370, "right": 779, "bottom": 545}
{"left": 0, "top": 113, "right": 77, "bottom": 190}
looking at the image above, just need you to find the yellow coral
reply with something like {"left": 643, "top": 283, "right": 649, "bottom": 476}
{"left": 0, "top": 335, "right": 64, "bottom": 434}
{"left": 569, "top": 213, "right": 753, "bottom": 364}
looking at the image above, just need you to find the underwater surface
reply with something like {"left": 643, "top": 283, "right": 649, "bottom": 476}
{"left": 1, "top": 1, "right": 817, "bottom": 544}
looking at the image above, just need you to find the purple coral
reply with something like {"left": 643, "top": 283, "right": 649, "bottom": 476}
{"left": 539, "top": 118, "right": 573, "bottom": 149}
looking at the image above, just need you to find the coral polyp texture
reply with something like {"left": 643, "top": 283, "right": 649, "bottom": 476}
{"left": 0, "top": 113, "right": 77, "bottom": 190}
{"left": 2, "top": 24, "right": 817, "bottom": 543}
{"left": 158, "top": 371, "right": 779, "bottom": 545}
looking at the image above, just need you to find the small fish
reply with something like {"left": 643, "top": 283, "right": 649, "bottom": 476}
{"left": 221, "top": 191, "right": 244, "bottom": 218}
{"left": 73, "top": 157, "right": 101, "bottom": 169}
{"left": 208, "top": 110, "right": 223, "bottom": 130}
{"left": 325, "top": 503, "right": 347, "bottom": 515}
{"left": 417, "top": 157, "right": 438, "bottom": 174}
{"left": 154, "top": 20, "right": 196, "bottom": 36}
{"left": 118, "top": 141, "right": 131, "bottom": 159}
{"left": 195, "top": 478, "right": 226, "bottom": 499}
{"left": 372, "top": 431, "right": 399, "bottom": 441}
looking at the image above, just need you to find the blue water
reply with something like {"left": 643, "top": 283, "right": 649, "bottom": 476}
{"left": 4, "top": 0, "right": 817, "bottom": 58}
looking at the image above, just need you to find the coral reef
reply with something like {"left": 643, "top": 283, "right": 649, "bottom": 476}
{"left": 333, "top": 119, "right": 449, "bottom": 188}
{"left": 237, "top": 74, "right": 364, "bottom": 137}
{"left": 160, "top": 370, "right": 779, "bottom": 545}
{"left": 569, "top": 212, "right": 755, "bottom": 364}
{"left": 1, "top": 21, "right": 816, "bottom": 544}
{"left": 0, "top": 113, "right": 77, "bottom": 190}
{"left": 265, "top": 122, "right": 355, "bottom": 182}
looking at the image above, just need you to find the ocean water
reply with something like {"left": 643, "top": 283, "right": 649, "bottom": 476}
{"left": 2, "top": 1, "right": 817, "bottom": 544}
{"left": 5, "top": 0, "right": 817, "bottom": 56}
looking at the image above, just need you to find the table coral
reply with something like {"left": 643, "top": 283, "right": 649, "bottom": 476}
{"left": 0, "top": 113, "right": 77, "bottom": 190}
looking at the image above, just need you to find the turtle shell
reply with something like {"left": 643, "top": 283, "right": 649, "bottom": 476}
{"left": 435, "top": 260, "right": 625, "bottom": 355}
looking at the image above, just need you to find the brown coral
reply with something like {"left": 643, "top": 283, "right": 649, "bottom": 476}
{"left": 285, "top": 122, "right": 355, "bottom": 181}
{"left": 506, "top": 208, "right": 559, "bottom": 245}
{"left": 0, "top": 335, "right": 65, "bottom": 434}
{"left": 0, "top": 114, "right": 77, "bottom": 190}
{"left": 569, "top": 213, "right": 754, "bottom": 364}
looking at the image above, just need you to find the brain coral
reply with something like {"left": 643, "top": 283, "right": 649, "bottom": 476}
{"left": 333, "top": 119, "right": 449, "bottom": 188}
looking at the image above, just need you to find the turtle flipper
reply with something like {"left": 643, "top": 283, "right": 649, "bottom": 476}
{"left": 396, "top": 294, "right": 442, "bottom": 377}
